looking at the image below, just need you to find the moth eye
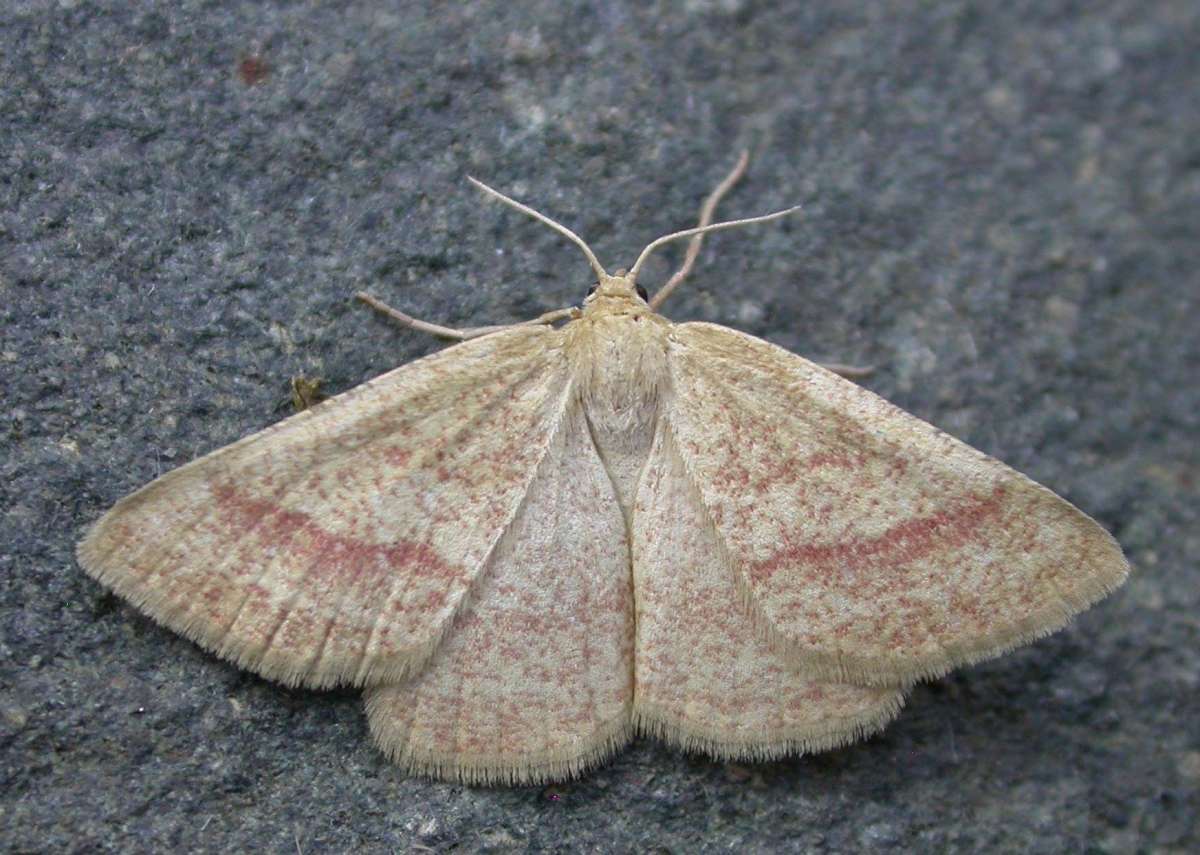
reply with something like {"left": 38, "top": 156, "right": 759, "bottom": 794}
{"left": 586, "top": 284, "right": 597, "bottom": 297}
{"left": 636, "top": 285, "right": 649, "bottom": 302}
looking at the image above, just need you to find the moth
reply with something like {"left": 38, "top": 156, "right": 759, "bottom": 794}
{"left": 79, "top": 154, "right": 1130, "bottom": 784}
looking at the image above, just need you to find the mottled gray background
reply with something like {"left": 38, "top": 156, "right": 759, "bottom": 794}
{"left": 2, "top": 0, "right": 1197, "bottom": 852}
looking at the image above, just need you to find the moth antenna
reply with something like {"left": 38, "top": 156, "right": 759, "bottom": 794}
{"left": 467, "top": 176, "right": 608, "bottom": 282}
{"left": 651, "top": 150, "right": 747, "bottom": 310}
{"left": 628, "top": 205, "right": 802, "bottom": 284}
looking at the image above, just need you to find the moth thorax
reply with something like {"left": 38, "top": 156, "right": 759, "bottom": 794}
{"left": 570, "top": 315, "right": 669, "bottom": 517}
{"left": 574, "top": 317, "right": 666, "bottom": 433}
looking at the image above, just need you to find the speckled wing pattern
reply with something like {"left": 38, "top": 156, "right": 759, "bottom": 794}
{"left": 664, "top": 322, "right": 1131, "bottom": 686}
{"left": 365, "top": 405, "right": 634, "bottom": 785}
{"left": 79, "top": 291, "right": 1131, "bottom": 783}
{"left": 631, "top": 424, "right": 905, "bottom": 759}
{"left": 78, "top": 327, "right": 572, "bottom": 690}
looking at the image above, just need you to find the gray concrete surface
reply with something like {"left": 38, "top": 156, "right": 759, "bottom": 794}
{"left": 2, "top": 1, "right": 1197, "bottom": 852}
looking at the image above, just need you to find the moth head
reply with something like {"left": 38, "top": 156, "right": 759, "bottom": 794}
{"left": 585, "top": 272, "right": 649, "bottom": 306}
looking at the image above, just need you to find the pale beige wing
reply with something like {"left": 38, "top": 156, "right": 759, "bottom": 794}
{"left": 365, "top": 404, "right": 634, "bottom": 785}
{"left": 632, "top": 425, "right": 904, "bottom": 759}
{"left": 665, "top": 322, "right": 1130, "bottom": 686}
{"left": 78, "top": 326, "right": 572, "bottom": 690}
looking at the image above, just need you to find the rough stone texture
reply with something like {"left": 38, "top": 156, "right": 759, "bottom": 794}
{"left": 2, "top": 1, "right": 1197, "bottom": 852}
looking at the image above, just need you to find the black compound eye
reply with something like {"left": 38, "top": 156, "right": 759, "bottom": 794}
{"left": 635, "top": 285, "right": 649, "bottom": 302}
{"left": 586, "top": 284, "right": 597, "bottom": 297}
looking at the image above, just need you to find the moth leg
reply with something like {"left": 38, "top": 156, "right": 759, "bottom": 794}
{"left": 356, "top": 291, "right": 576, "bottom": 341}
{"left": 817, "top": 361, "right": 875, "bottom": 379}
{"left": 649, "top": 150, "right": 750, "bottom": 311}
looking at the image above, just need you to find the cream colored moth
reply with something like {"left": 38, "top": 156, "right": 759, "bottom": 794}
{"left": 79, "top": 153, "right": 1130, "bottom": 785}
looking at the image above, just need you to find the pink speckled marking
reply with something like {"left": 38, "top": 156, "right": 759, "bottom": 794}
{"left": 632, "top": 428, "right": 900, "bottom": 743}
{"left": 383, "top": 446, "right": 412, "bottom": 467}
{"left": 210, "top": 481, "right": 462, "bottom": 585}
{"left": 366, "top": 409, "right": 633, "bottom": 770}
{"left": 751, "top": 486, "right": 1007, "bottom": 581}
{"left": 653, "top": 323, "right": 1134, "bottom": 676}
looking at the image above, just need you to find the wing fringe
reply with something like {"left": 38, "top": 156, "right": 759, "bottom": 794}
{"left": 632, "top": 692, "right": 905, "bottom": 762}
{"left": 366, "top": 701, "right": 634, "bottom": 787}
